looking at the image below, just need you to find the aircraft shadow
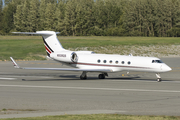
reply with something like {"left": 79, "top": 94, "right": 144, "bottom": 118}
{"left": 20, "top": 75, "right": 171, "bottom": 82}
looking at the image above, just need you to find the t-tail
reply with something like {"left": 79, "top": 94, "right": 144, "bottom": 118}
{"left": 12, "top": 31, "right": 65, "bottom": 56}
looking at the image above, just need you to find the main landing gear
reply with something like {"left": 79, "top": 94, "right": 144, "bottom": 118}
{"left": 156, "top": 73, "right": 162, "bottom": 82}
{"left": 80, "top": 71, "right": 87, "bottom": 80}
{"left": 98, "top": 74, "right": 105, "bottom": 79}
{"left": 98, "top": 73, "right": 108, "bottom": 79}
{"left": 80, "top": 72, "right": 108, "bottom": 80}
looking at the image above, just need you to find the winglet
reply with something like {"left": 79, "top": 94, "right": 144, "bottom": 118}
{"left": 10, "top": 57, "right": 20, "bottom": 69}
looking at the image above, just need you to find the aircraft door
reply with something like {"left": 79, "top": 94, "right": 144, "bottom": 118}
{"left": 160, "top": 65, "right": 162, "bottom": 70}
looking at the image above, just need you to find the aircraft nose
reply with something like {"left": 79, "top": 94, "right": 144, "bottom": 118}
{"left": 162, "top": 64, "right": 172, "bottom": 72}
{"left": 168, "top": 66, "right": 172, "bottom": 71}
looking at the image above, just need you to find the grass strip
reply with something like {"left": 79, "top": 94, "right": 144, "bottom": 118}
{"left": 0, "top": 36, "right": 180, "bottom": 61}
{"left": 59, "top": 36, "right": 180, "bottom": 48}
{"left": 0, "top": 114, "right": 180, "bottom": 120}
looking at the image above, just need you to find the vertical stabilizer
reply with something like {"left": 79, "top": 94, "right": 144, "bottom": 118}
{"left": 36, "top": 31, "right": 65, "bottom": 56}
{"left": 12, "top": 31, "right": 65, "bottom": 56}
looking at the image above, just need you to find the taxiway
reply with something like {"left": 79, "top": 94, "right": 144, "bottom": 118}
{"left": 0, "top": 57, "right": 180, "bottom": 118}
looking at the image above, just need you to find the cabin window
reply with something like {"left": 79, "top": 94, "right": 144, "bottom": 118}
{"left": 122, "top": 61, "right": 125, "bottom": 64}
{"left": 115, "top": 61, "right": 118, "bottom": 64}
{"left": 109, "top": 60, "right": 112, "bottom": 63}
{"left": 156, "top": 60, "right": 163, "bottom": 63}
{"left": 152, "top": 60, "right": 163, "bottom": 63}
{"left": 97, "top": 59, "right": 101, "bottom": 63}
{"left": 128, "top": 61, "right": 131, "bottom": 65}
{"left": 103, "top": 60, "right": 107, "bottom": 63}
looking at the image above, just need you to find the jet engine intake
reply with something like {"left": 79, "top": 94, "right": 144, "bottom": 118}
{"left": 71, "top": 52, "right": 78, "bottom": 62}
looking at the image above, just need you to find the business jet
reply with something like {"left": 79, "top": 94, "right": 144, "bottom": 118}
{"left": 10, "top": 31, "right": 172, "bottom": 82}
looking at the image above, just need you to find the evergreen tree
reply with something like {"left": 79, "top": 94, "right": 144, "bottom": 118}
{"left": 123, "top": 0, "right": 159, "bottom": 36}
{"left": 27, "top": 0, "right": 39, "bottom": 32}
{"left": 0, "top": 0, "right": 3, "bottom": 32}
{"left": 14, "top": 4, "right": 23, "bottom": 31}
{"left": 0, "top": 0, "right": 2, "bottom": 11}
{"left": 166, "top": 0, "right": 180, "bottom": 37}
{"left": 93, "top": 0, "right": 106, "bottom": 35}
{"left": 44, "top": 2, "right": 56, "bottom": 30}
{"left": 4, "top": 0, "right": 12, "bottom": 6}
{"left": 154, "top": 0, "right": 169, "bottom": 37}
{"left": 75, "top": 0, "right": 95, "bottom": 36}
{"left": 2, "top": 0, "right": 180, "bottom": 36}
{"left": 63, "top": 0, "right": 78, "bottom": 36}
{"left": 2, "top": 2, "right": 16, "bottom": 33}
{"left": 104, "top": 0, "right": 123, "bottom": 36}
{"left": 142, "top": 0, "right": 157, "bottom": 37}
{"left": 123, "top": 0, "right": 136, "bottom": 36}
{"left": 21, "top": 0, "right": 29, "bottom": 31}
{"left": 12, "top": 0, "right": 23, "bottom": 5}
{"left": 74, "top": 1, "right": 84, "bottom": 35}
{"left": 14, "top": 0, "right": 30, "bottom": 32}
{"left": 95, "top": 0, "right": 106, "bottom": 29}
{"left": 82, "top": 0, "right": 95, "bottom": 35}
{"left": 55, "top": 0, "right": 66, "bottom": 32}
{"left": 48, "top": 0, "right": 57, "bottom": 4}
{"left": 39, "top": 0, "right": 47, "bottom": 30}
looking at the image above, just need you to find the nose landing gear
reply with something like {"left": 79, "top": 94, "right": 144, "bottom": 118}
{"left": 156, "top": 73, "right": 162, "bottom": 82}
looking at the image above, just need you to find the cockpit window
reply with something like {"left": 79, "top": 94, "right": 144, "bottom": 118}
{"left": 152, "top": 60, "right": 163, "bottom": 63}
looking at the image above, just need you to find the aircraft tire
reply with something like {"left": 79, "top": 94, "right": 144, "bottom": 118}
{"left": 157, "top": 78, "right": 162, "bottom": 82}
{"left": 80, "top": 75, "right": 87, "bottom": 80}
{"left": 98, "top": 74, "right": 105, "bottom": 79}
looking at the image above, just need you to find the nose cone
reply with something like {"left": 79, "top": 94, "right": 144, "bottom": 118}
{"left": 162, "top": 64, "right": 172, "bottom": 72}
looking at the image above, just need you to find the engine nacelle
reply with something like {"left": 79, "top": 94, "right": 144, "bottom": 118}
{"left": 50, "top": 51, "right": 78, "bottom": 63}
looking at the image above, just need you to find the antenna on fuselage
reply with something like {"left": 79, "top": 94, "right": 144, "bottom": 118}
{"left": 129, "top": 53, "right": 133, "bottom": 56}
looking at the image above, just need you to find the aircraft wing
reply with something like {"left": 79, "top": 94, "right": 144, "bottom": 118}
{"left": 10, "top": 57, "right": 112, "bottom": 72}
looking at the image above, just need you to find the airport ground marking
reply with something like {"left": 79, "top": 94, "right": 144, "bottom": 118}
{"left": 110, "top": 80, "right": 180, "bottom": 83}
{"left": 0, "top": 84, "right": 180, "bottom": 93}
{"left": 0, "top": 78, "right": 16, "bottom": 80}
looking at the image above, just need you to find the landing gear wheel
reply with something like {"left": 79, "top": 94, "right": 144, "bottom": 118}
{"left": 80, "top": 75, "right": 87, "bottom": 80}
{"left": 157, "top": 78, "right": 162, "bottom": 82}
{"left": 80, "top": 71, "right": 87, "bottom": 80}
{"left": 156, "top": 73, "right": 162, "bottom": 82}
{"left": 98, "top": 74, "right": 105, "bottom": 79}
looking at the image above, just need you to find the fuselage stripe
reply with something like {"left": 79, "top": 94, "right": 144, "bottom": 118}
{"left": 45, "top": 45, "right": 52, "bottom": 54}
{"left": 70, "top": 62, "right": 152, "bottom": 69}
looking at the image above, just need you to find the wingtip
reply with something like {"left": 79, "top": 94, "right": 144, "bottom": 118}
{"left": 10, "top": 57, "right": 20, "bottom": 69}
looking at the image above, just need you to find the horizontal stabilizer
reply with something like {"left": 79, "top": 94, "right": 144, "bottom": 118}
{"left": 12, "top": 31, "right": 60, "bottom": 35}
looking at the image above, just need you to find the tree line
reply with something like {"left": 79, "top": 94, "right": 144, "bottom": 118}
{"left": 0, "top": 0, "right": 180, "bottom": 37}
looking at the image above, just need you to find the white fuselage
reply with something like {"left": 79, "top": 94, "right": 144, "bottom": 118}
{"left": 51, "top": 52, "right": 172, "bottom": 73}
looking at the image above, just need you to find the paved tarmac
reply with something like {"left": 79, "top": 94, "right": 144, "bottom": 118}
{"left": 0, "top": 57, "right": 180, "bottom": 118}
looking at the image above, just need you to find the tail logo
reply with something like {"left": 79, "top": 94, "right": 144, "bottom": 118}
{"left": 42, "top": 37, "right": 54, "bottom": 56}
